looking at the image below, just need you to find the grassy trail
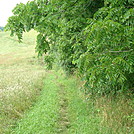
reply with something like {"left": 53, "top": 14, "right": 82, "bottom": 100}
{"left": 10, "top": 72, "right": 59, "bottom": 134}
{"left": 11, "top": 71, "right": 72, "bottom": 134}
{"left": 57, "top": 82, "right": 70, "bottom": 133}
{"left": 10, "top": 70, "right": 133, "bottom": 134}
{"left": 10, "top": 70, "right": 103, "bottom": 134}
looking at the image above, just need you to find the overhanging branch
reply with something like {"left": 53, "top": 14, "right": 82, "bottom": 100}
{"left": 109, "top": 49, "right": 133, "bottom": 53}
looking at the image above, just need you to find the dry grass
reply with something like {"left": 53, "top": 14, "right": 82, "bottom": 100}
{"left": 0, "top": 31, "right": 46, "bottom": 134}
{"left": 94, "top": 95, "right": 134, "bottom": 134}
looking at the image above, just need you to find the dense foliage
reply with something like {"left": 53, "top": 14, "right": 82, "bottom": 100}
{"left": 5, "top": 0, "right": 134, "bottom": 94}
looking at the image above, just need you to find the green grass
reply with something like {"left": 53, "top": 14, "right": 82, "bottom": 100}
{"left": 0, "top": 31, "right": 46, "bottom": 134}
{"left": 56, "top": 74, "right": 104, "bottom": 134}
{"left": 0, "top": 31, "right": 133, "bottom": 134}
{"left": 10, "top": 73, "right": 60, "bottom": 134}
{"left": 10, "top": 70, "right": 108, "bottom": 134}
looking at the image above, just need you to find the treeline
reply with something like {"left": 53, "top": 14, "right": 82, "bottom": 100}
{"left": 0, "top": 26, "right": 4, "bottom": 31}
{"left": 5, "top": 0, "right": 134, "bottom": 95}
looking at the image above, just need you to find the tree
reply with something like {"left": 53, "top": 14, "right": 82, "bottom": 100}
{"left": 5, "top": 0, "right": 134, "bottom": 94}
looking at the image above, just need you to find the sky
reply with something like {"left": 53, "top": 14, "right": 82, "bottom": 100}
{"left": 0, "top": 0, "right": 32, "bottom": 26}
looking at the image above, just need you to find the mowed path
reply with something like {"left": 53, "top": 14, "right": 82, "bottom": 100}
{"left": 0, "top": 63, "right": 73, "bottom": 133}
{"left": 10, "top": 71, "right": 72, "bottom": 134}
{"left": 10, "top": 70, "right": 101, "bottom": 134}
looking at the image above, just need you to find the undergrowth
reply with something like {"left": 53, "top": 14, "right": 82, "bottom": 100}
{"left": 94, "top": 94, "right": 134, "bottom": 134}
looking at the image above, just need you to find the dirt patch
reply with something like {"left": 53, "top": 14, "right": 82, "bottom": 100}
{"left": 0, "top": 53, "right": 14, "bottom": 64}
{"left": 57, "top": 83, "right": 70, "bottom": 134}
{"left": 0, "top": 53, "right": 24, "bottom": 65}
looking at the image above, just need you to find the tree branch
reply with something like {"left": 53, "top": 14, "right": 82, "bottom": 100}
{"left": 109, "top": 49, "right": 133, "bottom": 53}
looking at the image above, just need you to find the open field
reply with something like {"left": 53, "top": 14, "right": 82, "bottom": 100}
{"left": 0, "top": 31, "right": 46, "bottom": 134}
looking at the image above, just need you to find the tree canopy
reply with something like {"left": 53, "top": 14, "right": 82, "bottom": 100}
{"left": 5, "top": 0, "right": 134, "bottom": 95}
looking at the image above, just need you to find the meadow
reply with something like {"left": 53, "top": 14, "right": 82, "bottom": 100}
{"left": 0, "top": 31, "right": 46, "bottom": 133}
{"left": 0, "top": 31, "right": 133, "bottom": 134}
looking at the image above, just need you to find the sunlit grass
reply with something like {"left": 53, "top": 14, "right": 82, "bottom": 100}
{"left": 0, "top": 31, "right": 46, "bottom": 134}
